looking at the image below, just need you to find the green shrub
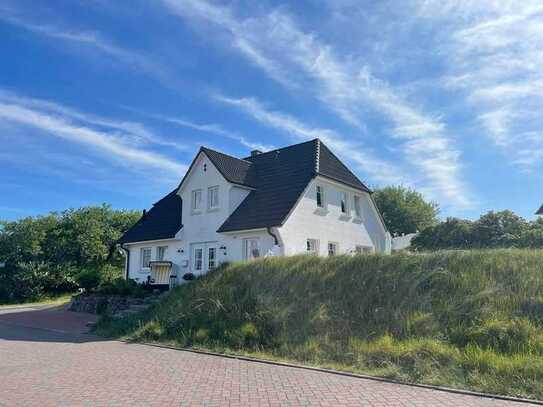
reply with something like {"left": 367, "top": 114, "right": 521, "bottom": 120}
{"left": 76, "top": 269, "right": 102, "bottom": 291}
{"left": 97, "top": 278, "right": 147, "bottom": 298}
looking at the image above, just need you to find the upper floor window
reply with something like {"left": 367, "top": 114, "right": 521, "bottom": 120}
{"left": 156, "top": 246, "right": 167, "bottom": 261}
{"left": 306, "top": 239, "right": 319, "bottom": 255}
{"left": 340, "top": 191, "right": 348, "bottom": 214}
{"left": 316, "top": 185, "right": 324, "bottom": 208}
{"left": 208, "top": 186, "right": 219, "bottom": 210}
{"left": 141, "top": 247, "right": 152, "bottom": 269}
{"left": 191, "top": 189, "right": 202, "bottom": 213}
{"left": 328, "top": 242, "right": 338, "bottom": 257}
{"left": 353, "top": 195, "right": 362, "bottom": 218}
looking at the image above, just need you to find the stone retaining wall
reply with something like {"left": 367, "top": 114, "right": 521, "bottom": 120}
{"left": 69, "top": 294, "right": 143, "bottom": 314}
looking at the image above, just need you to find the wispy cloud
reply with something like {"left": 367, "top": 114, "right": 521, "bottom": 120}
{"left": 0, "top": 10, "right": 167, "bottom": 80}
{"left": 121, "top": 105, "right": 275, "bottom": 152}
{"left": 0, "top": 90, "right": 189, "bottom": 153}
{"left": 216, "top": 95, "right": 406, "bottom": 186}
{"left": 0, "top": 92, "right": 187, "bottom": 176}
{"left": 421, "top": 0, "right": 543, "bottom": 171}
{"left": 162, "top": 0, "right": 471, "bottom": 208}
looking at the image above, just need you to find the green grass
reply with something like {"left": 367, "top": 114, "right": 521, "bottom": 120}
{"left": 0, "top": 292, "right": 74, "bottom": 308}
{"left": 95, "top": 249, "right": 543, "bottom": 400}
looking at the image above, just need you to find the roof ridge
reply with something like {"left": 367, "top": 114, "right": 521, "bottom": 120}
{"left": 315, "top": 138, "right": 321, "bottom": 173}
{"left": 201, "top": 146, "right": 253, "bottom": 164}
{"left": 242, "top": 138, "right": 320, "bottom": 160}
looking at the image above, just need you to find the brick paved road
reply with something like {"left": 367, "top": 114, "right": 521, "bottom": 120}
{"left": 0, "top": 308, "right": 539, "bottom": 407}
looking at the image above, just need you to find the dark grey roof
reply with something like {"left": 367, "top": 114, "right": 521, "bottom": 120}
{"left": 218, "top": 139, "right": 319, "bottom": 232}
{"left": 201, "top": 147, "right": 258, "bottom": 188}
{"left": 218, "top": 139, "right": 370, "bottom": 232}
{"left": 317, "top": 140, "right": 370, "bottom": 192}
{"left": 537, "top": 205, "right": 543, "bottom": 215}
{"left": 119, "top": 190, "right": 182, "bottom": 244}
{"left": 121, "top": 138, "right": 373, "bottom": 242}
{"left": 177, "top": 147, "right": 257, "bottom": 190}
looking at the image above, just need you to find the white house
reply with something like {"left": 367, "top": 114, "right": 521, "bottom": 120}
{"left": 119, "top": 139, "right": 391, "bottom": 288}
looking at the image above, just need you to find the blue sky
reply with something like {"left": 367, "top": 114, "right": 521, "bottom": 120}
{"left": 1, "top": 0, "right": 541, "bottom": 221}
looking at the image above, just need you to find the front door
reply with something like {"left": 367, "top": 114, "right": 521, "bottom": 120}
{"left": 191, "top": 242, "right": 218, "bottom": 274}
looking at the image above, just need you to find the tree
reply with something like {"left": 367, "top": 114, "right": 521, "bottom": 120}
{"left": 471, "top": 210, "right": 528, "bottom": 248}
{"left": 373, "top": 186, "right": 439, "bottom": 236}
{"left": 412, "top": 217, "right": 473, "bottom": 250}
{"left": 0, "top": 205, "right": 140, "bottom": 303}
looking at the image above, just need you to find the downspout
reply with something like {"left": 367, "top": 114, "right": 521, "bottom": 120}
{"left": 266, "top": 227, "right": 279, "bottom": 246}
{"left": 266, "top": 226, "right": 285, "bottom": 256}
{"left": 121, "top": 245, "right": 130, "bottom": 280}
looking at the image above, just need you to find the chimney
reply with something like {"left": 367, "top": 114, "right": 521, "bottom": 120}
{"left": 251, "top": 149, "right": 262, "bottom": 157}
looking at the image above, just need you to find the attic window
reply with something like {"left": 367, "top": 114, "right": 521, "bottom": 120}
{"left": 316, "top": 185, "right": 324, "bottom": 208}
{"left": 340, "top": 192, "right": 348, "bottom": 214}
{"left": 191, "top": 189, "right": 202, "bottom": 213}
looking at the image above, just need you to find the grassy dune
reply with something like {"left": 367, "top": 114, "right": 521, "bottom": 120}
{"left": 96, "top": 250, "right": 543, "bottom": 399}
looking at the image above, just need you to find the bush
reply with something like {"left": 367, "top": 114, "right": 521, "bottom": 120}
{"left": 97, "top": 278, "right": 147, "bottom": 298}
{"left": 76, "top": 269, "right": 101, "bottom": 291}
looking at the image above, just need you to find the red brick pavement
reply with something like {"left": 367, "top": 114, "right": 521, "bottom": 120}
{"left": 0, "top": 308, "right": 540, "bottom": 407}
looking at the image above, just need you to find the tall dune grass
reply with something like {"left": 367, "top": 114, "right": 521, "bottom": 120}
{"left": 96, "top": 249, "right": 543, "bottom": 399}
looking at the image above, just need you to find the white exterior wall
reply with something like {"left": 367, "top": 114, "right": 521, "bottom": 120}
{"left": 174, "top": 152, "right": 275, "bottom": 277}
{"left": 278, "top": 177, "right": 390, "bottom": 255}
{"left": 125, "top": 155, "right": 391, "bottom": 284}
{"left": 125, "top": 239, "right": 182, "bottom": 283}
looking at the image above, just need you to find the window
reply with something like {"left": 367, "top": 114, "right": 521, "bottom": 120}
{"left": 353, "top": 195, "right": 362, "bottom": 218}
{"left": 208, "top": 186, "right": 219, "bottom": 210}
{"left": 316, "top": 185, "right": 324, "bottom": 208}
{"left": 340, "top": 192, "right": 348, "bottom": 214}
{"left": 208, "top": 247, "right": 217, "bottom": 270}
{"left": 141, "top": 247, "right": 152, "bottom": 269}
{"left": 191, "top": 189, "right": 202, "bottom": 212}
{"left": 355, "top": 245, "right": 373, "bottom": 254}
{"left": 306, "top": 239, "right": 319, "bottom": 255}
{"left": 194, "top": 248, "right": 203, "bottom": 271}
{"left": 328, "top": 242, "right": 338, "bottom": 257}
{"left": 156, "top": 246, "right": 167, "bottom": 261}
{"left": 243, "top": 238, "right": 260, "bottom": 260}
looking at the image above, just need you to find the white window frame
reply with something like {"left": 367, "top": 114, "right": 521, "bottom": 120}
{"left": 316, "top": 185, "right": 325, "bottom": 208}
{"left": 306, "top": 239, "right": 319, "bottom": 255}
{"left": 141, "top": 247, "right": 152, "bottom": 270}
{"left": 193, "top": 247, "right": 203, "bottom": 271}
{"left": 156, "top": 246, "right": 168, "bottom": 261}
{"left": 355, "top": 245, "right": 373, "bottom": 254}
{"left": 328, "top": 242, "right": 338, "bottom": 257}
{"left": 243, "top": 238, "right": 260, "bottom": 260}
{"left": 208, "top": 247, "right": 217, "bottom": 270}
{"left": 353, "top": 195, "right": 362, "bottom": 219}
{"left": 207, "top": 186, "right": 219, "bottom": 211}
{"left": 191, "top": 189, "right": 202, "bottom": 213}
{"left": 340, "top": 191, "right": 349, "bottom": 214}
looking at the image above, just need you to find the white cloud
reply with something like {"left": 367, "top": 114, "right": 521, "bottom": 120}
{"left": 121, "top": 105, "right": 274, "bottom": 152}
{"left": 420, "top": 0, "right": 543, "bottom": 170}
{"left": 163, "top": 0, "right": 471, "bottom": 208}
{"left": 0, "top": 94, "right": 187, "bottom": 176}
{"left": 0, "top": 12, "right": 167, "bottom": 80}
{"left": 216, "top": 95, "right": 407, "bottom": 186}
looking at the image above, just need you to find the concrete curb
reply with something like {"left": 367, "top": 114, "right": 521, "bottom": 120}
{"left": 132, "top": 340, "right": 543, "bottom": 406}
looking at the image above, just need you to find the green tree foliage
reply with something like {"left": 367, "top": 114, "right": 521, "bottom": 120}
{"left": 413, "top": 210, "right": 543, "bottom": 250}
{"left": 373, "top": 186, "right": 439, "bottom": 235}
{"left": 0, "top": 205, "right": 140, "bottom": 303}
